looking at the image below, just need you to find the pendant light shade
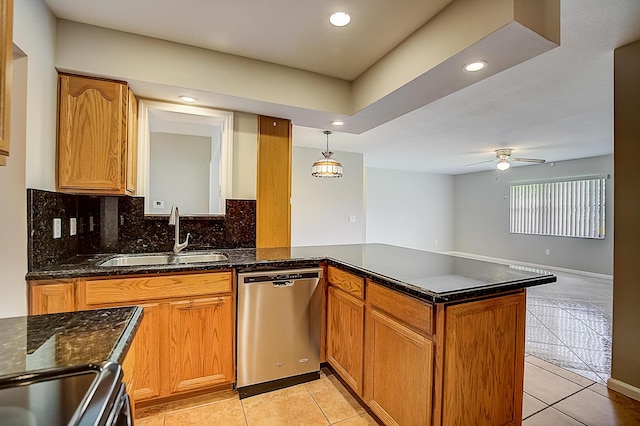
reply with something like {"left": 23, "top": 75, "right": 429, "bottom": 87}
{"left": 312, "top": 131, "right": 343, "bottom": 178}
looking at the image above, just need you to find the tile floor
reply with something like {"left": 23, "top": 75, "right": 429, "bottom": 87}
{"left": 525, "top": 271, "right": 613, "bottom": 384}
{"left": 135, "top": 271, "right": 640, "bottom": 425}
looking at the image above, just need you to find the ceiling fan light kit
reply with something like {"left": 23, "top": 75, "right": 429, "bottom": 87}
{"left": 466, "top": 148, "right": 546, "bottom": 170}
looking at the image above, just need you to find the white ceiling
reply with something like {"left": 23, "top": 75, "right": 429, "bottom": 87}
{"left": 43, "top": 0, "right": 640, "bottom": 175}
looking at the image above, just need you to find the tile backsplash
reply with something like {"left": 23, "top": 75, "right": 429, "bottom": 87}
{"left": 27, "top": 189, "right": 256, "bottom": 271}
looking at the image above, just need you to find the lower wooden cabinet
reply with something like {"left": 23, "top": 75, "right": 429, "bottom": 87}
{"left": 77, "top": 272, "right": 235, "bottom": 403}
{"left": 440, "top": 292, "right": 526, "bottom": 425}
{"left": 365, "top": 308, "right": 433, "bottom": 426}
{"left": 325, "top": 268, "right": 526, "bottom": 426}
{"left": 168, "top": 296, "right": 234, "bottom": 393}
{"left": 29, "top": 271, "right": 235, "bottom": 405}
{"left": 326, "top": 285, "right": 365, "bottom": 396}
{"left": 130, "top": 302, "right": 162, "bottom": 401}
{"left": 29, "top": 281, "right": 75, "bottom": 315}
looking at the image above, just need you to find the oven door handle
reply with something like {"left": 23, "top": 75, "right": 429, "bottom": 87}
{"left": 105, "top": 383, "right": 133, "bottom": 426}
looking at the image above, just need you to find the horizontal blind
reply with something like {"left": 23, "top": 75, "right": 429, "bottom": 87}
{"left": 509, "top": 177, "right": 605, "bottom": 239}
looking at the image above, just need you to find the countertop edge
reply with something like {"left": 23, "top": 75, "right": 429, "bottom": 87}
{"left": 26, "top": 250, "right": 557, "bottom": 304}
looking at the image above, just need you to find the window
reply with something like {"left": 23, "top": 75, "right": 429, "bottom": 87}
{"left": 509, "top": 177, "right": 606, "bottom": 239}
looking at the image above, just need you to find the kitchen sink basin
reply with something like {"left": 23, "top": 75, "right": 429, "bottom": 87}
{"left": 99, "top": 252, "right": 228, "bottom": 267}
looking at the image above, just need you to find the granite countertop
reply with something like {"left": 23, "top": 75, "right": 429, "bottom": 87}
{"left": 26, "top": 244, "right": 556, "bottom": 303}
{"left": 0, "top": 306, "right": 143, "bottom": 382}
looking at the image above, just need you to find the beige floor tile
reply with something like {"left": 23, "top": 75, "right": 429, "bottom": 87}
{"left": 136, "top": 404, "right": 167, "bottom": 419}
{"left": 163, "top": 389, "right": 239, "bottom": 412}
{"left": 524, "top": 362, "right": 583, "bottom": 404}
{"left": 523, "top": 407, "right": 584, "bottom": 425}
{"left": 523, "top": 392, "right": 548, "bottom": 419}
{"left": 554, "top": 388, "right": 640, "bottom": 426}
{"left": 332, "top": 412, "right": 380, "bottom": 425}
{"left": 242, "top": 384, "right": 329, "bottom": 426}
{"left": 526, "top": 356, "right": 595, "bottom": 387}
{"left": 164, "top": 398, "right": 247, "bottom": 426}
{"left": 306, "top": 375, "right": 366, "bottom": 423}
{"left": 133, "top": 414, "right": 165, "bottom": 426}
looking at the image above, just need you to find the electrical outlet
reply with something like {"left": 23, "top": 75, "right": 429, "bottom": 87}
{"left": 545, "top": 249, "right": 550, "bottom": 255}
{"left": 70, "top": 218, "right": 77, "bottom": 236}
{"left": 53, "top": 218, "right": 62, "bottom": 239}
{"left": 348, "top": 215, "right": 356, "bottom": 223}
{"left": 153, "top": 200, "right": 165, "bottom": 209}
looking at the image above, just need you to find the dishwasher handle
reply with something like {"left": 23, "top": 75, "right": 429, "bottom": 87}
{"left": 272, "top": 280, "right": 294, "bottom": 287}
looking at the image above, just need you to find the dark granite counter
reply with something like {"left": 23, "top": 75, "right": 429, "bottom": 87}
{"left": 26, "top": 244, "right": 556, "bottom": 303}
{"left": 0, "top": 306, "right": 143, "bottom": 381}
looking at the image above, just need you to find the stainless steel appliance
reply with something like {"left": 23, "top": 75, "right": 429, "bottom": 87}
{"left": 237, "top": 268, "right": 322, "bottom": 398}
{"left": 0, "top": 361, "right": 132, "bottom": 425}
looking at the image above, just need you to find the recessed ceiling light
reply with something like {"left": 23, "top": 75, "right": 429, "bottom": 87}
{"left": 179, "top": 96, "right": 197, "bottom": 103}
{"left": 331, "top": 120, "right": 344, "bottom": 126}
{"left": 464, "top": 61, "right": 487, "bottom": 72}
{"left": 329, "top": 12, "right": 351, "bottom": 27}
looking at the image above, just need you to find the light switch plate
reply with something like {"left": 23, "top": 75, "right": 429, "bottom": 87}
{"left": 70, "top": 218, "right": 77, "bottom": 236}
{"left": 53, "top": 218, "right": 62, "bottom": 239}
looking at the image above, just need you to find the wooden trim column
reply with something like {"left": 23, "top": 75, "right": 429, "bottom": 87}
{"left": 256, "top": 115, "right": 291, "bottom": 248}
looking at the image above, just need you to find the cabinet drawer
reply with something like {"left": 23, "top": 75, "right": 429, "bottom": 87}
{"left": 82, "top": 272, "right": 232, "bottom": 306}
{"left": 327, "top": 265, "right": 364, "bottom": 299}
{"left": 367, "top": 280, "right": 433, "bottom": 336}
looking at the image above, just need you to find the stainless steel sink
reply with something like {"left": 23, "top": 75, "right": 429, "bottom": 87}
{"left": 99, "top": 252, "right": 228, "bottom": 267}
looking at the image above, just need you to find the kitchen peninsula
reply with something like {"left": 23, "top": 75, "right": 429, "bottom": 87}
{"left": 26, "top": 244, "right": 555, "bottom": 425}
{"left": 0, "top": 307, "right": 142, "bottom": 424}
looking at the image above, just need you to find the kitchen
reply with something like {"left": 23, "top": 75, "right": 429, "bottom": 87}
{"left": 1, "top": 0, "right": 640, "bottom": 425}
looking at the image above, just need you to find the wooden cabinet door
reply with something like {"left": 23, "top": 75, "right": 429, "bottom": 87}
{"left": 132, "top": 303, "right": 162, "bottom": 402}
{"left": 441, "top": 292, "right": 526, "bottom": 426}
{"left": 326, "top": 286, "right": 364, "bottom": 396}
{"left": 30, "top": 282, "right": 75, "bottom": 314}
{"left": 365, "top": 309, "right": 433, "bottom": 426}
{"left": 57, "top": 74, "right": 128, "bottom": 194}
{"left": 168, "top": 296, "right": 234, "bottom": 394}
{"left": 126, "top": 88, "right": 137, "bottom": 194}
{"left": 0, "top": 0, "right": 12, "bottom": 162}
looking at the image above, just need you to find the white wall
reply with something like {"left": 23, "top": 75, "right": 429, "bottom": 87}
{"left": 232, "top": 112, "right": 257, "bottom": 199}
{"left": 291, "top": 147, "right": 365, "bottom": 246}
{"left": 365, "top": 168, "right": 455, "bottom": 252}
{"left": 0, "top": 57, "right": 28, "bottom": 318}
{"left": 13, "top": 0, "right": 58, "bottom": 191}
{"left": 149, "top": 132, "right": 212, "bottom": 215}
{"left": 0, "top": 1, "right": 57, "bottom": 318}
{"left": 454, "top": 155, "right": 614, "bottom": 275}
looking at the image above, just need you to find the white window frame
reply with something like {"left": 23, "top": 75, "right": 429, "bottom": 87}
{"left": 509, "top": 176, "right": 606, "bottom": 239}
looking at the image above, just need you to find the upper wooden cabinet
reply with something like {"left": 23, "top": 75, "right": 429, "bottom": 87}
{"left": 0, "top": 0, "right": 13, "bottom": 165}
{"left": 56, "top": 73, "right": 137, "bottom": 195}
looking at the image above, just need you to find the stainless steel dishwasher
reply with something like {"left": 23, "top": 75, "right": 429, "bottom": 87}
{"left": 237, "top": 268, "right": 322, "bottom": 398}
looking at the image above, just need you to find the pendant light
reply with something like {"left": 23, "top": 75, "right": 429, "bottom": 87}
{"left": 311, "top": 131, "right": 343, "bottom": 178}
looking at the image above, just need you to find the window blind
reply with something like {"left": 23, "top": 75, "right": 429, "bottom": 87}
{"left": 509, "top": 177, "right": 606, "bottom": 239}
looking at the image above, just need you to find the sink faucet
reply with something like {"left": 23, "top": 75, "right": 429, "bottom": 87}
{"left": 168, "top": 204, "right": 190, "bottom": 253}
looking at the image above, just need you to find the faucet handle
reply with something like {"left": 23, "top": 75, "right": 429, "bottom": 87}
{"left": 174, "top": 233, "right": 191, "bottom": 253}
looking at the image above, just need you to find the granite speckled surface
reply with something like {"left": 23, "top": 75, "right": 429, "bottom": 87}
{"left": 27, "top": 188, "right": 256, "bottom": 270}
{"left": 0, "top": 307, "right": 142, "bottom": 381}
{"left": 26, "top": 244, "right": 556, "bottom": 303}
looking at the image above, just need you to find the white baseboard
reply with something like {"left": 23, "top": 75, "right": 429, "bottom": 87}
{"left": 607, "top": 378, "right": 640, "bottom": 402}
{"left": 442, "top": 251, "right": 613, "bottom": 280}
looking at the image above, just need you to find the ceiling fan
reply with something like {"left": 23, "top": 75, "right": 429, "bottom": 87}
{"left": 466, "top": 148, "right": 545, "bottom": 171}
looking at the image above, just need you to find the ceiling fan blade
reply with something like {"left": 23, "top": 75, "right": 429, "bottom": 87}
{"left": 513, "top": 157, "right": 545, "bottom": 164}
{"left": 465, "top": 159, "right": 496, "bottom": 166}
